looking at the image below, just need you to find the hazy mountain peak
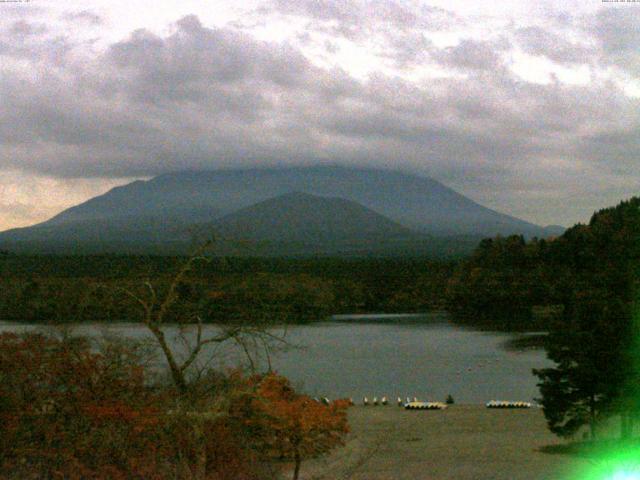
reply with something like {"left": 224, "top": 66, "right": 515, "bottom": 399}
{"left": 0, "top": 165, "right": 561, "bottom": 255}
{"left": 211, "top": 190, "right": 411, "bottom": 244}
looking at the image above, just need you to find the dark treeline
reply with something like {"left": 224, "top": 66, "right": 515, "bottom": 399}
{"left": 447, "top": 197, "right": 640, "bottom": 329}
{"left": 0, "top": 254, "right": 455, "bottom": 324}
{"left": 446, "top": 234, "right": 556, "bottom": 329}
{"left": 535, "top": 198, "right": 640, "bottom": 439}
{"left": 2, "top": 196, "right": 638, "bottom": 334}
{"left": 450, "top": 197, "right": 640, "bottom": 438}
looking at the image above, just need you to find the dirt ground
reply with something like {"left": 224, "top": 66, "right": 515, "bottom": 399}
{"left": 300, "top": 405, "right": 590, "bottom": 480}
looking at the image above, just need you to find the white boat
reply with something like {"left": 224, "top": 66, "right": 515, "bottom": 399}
{"left": 485, "top": 400, "right": 531, "bottom": 409}
{"left": 404, "top": 401, "right": 447, "bottom": 410}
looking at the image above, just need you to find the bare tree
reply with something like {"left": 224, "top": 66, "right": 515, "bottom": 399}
{"left": 120, "top": 241, "right": 296, "bottom": 479}
{"left": 122, "top": 240, "right": 287, "bottom": 394}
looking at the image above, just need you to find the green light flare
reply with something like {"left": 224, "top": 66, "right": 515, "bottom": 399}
{"left": 610, "top": 473, "right": 640, "bottom": 480}
{"left": 564, "top": 290, "right": 640, "bottom": 480}
{"left": 566, "top": 442, "right": 640, "bottom": 480}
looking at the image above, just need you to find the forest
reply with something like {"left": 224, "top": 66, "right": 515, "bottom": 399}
{"left": 448, "top": 198, "right": 639, "bottom": 325}
{"left": 0, "top": 254, "right": 454, "bottom": 324}
{"left": 1, "top": 198, "right": 638, "bottom": 333}
{"left": 450, "top": 198, "right": 640, "bottom": 439}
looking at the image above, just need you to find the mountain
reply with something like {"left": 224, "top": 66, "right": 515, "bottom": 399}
{"left": 204, "top": 191, "right": 432, "bottom": 255}
{"left": 202, "top": 191, "right": 481, "bottom": 257}
{"left": 0, "top": 165, "right": 563, "bottom": 255}
{"left": 0, "top": 214, "right": 203, "bottom": 254}
{"left": 34, "top": 165, "right": 553, "bottom": 235}
{"left": 212, "top": 192, "right": 413, "bottom": 243}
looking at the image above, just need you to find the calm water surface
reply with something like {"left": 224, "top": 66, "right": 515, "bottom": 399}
{"left": 0, "top": 312, "right": 551, "bottom": 404}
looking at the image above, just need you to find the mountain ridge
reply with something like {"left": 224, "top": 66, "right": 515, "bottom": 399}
{"left": 0, "top": 165, "right": 564, "bottom": 256}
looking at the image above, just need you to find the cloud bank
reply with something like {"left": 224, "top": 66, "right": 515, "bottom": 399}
{"left": 0, "top": 0, "right": 639, "bottom": 229}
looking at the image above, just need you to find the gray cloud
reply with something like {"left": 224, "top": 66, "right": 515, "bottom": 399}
{"left": 1, "top": 5, "right": 639, "bottom": 227}
{"left": 9, "top": 19, "right": 48, "bottom": 36}
{"left": 431, "top": 37, "right": 509, "bottom": 71}
{"left": 591, "top": 8, "right": 640, "bottom": 76}
{"left": 62, "top": 10, "right": 104, "bottom": 25}
{"left": 593, "top": 8, "right": 640, "bottom": 55}
{"left": 0, "top": 17, "right": 75, "bottom": 64}
{"left": 266, "top": 0, "right": 460, "bottom": 32}
{"left": 514, "top": 25, "right": 595, "bottom": 64}
{"left": 260, "top": 0, "right": 464, "bottom": 71}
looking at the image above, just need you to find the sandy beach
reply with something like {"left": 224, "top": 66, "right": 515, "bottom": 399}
{"left": 301, "top": 405, "right": 590, "bottom": 480}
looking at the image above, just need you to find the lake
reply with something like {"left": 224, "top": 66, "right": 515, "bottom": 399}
{"left": 0, "top": 312, "right": 552, "bottom": 404}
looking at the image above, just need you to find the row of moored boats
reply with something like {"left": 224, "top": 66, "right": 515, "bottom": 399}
{"left": 316, "top": 397, "right": 533, "bottom": 410}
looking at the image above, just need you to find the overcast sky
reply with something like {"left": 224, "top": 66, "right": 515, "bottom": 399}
{"left": 1, "top": 0, "right": 639, "bottom": 230}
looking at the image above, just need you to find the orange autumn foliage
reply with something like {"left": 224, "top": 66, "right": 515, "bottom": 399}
{"left": 0, "top": 332, "right": 166, "bottom": 479}
{"left": 0, "top": 333, "right": 267, "bottom": 480}
{"left": 0, "top": 333, "right": 346, "bottom": 480}
{"left": 239, "top": 373, "right": 350, "bottom": 480}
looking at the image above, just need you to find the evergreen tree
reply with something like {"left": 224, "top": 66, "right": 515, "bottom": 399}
{"left": 534, "top": 197, "right": 640, "bottom": 439}
{"left": 534, "top": 292, "right": 630, "bottom": 439}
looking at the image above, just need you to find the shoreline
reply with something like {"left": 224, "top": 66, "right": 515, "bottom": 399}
{"left": 300, "top": 405, "right": 589, "bottom": 480}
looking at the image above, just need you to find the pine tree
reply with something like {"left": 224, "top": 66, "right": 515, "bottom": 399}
{"left": 534, "top": 289, "right": 631, "bottom": 439}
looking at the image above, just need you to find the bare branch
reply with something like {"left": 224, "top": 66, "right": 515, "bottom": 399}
{"left": 156, "top": 240, "right": 212, "bottom": 325}
{"left": 179, "top": 323, "right": 242, "bottom": 374}
{"left": 120, "top": 288, "right": 152, "bottom": 323}
{"left": 234, "top": 334, "right": 256, "bottom": 373}
{"left": 123, "top": 238, "right": 292, "bottom": 395}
